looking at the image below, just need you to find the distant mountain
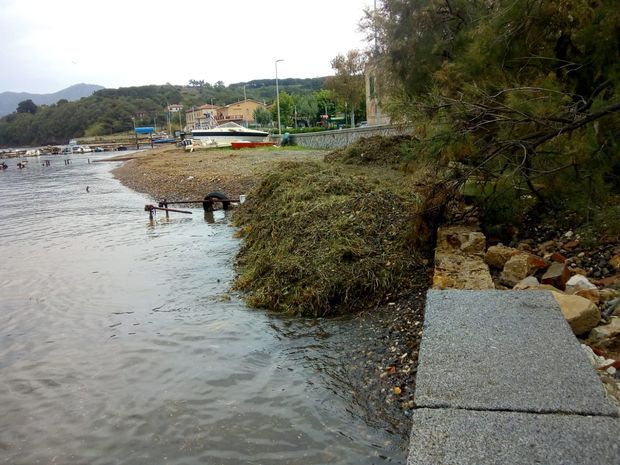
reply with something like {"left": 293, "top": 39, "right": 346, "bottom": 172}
{"left": 0, "top": 83, "right": 104, "bottom": 117}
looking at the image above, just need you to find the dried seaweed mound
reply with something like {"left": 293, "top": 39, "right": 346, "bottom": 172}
{"left": 233, "top": 161, "right": 426, "bottom": 316}
{"left": 324, "top": 135, "right": 416, "bottom": 166}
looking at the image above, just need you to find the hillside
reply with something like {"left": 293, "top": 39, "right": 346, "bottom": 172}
{"left": 0, "top": 83, "right": 104, "bottom": 117}
{"left": 0, "top": 78, "right": 329, "bottom": 147}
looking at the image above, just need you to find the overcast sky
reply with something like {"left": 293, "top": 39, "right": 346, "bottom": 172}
{"left": 0, "top": 0, "right": 373, "bottom": 94}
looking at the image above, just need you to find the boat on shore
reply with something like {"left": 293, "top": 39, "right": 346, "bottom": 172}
{"left": 191, "top": 122, "right": 270, "bottom": 147}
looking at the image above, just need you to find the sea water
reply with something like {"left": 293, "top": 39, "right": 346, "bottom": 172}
{"left": 0, "top": 154, "right": 405, "bottom": 464}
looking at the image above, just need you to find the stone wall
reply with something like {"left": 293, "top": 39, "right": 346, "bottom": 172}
{"left": 289, "top": 124, "right": 411, "bottom": 150}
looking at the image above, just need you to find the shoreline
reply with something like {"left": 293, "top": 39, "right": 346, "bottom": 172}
{"left": 110, "top": 144, "right": 431, "bottom": 447}
{"left": 111, "top": 145, "right": 326, "bottom": 202}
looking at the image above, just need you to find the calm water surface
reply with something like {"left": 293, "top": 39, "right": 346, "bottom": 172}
{"left": 0, "top": 154, "right": 405, "bottom": 465}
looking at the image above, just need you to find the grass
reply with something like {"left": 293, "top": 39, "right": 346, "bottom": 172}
{"left": 233, "top": 148, "right": 431, "bottom": 316}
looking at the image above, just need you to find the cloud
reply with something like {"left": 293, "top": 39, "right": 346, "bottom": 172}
{"left": 0, "top": 0, "right": 372, "bottom": 93}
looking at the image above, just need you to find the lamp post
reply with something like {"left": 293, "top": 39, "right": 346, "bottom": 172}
{"left": 275, "top": 59, "right": 284, "bottom": 139}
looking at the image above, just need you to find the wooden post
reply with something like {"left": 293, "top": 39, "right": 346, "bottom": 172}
{"left": 135, "top": 131, "right": 139, "bottom": 150}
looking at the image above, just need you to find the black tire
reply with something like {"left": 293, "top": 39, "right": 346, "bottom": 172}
{"left": 204, "top": 191, "right": 230, "bottom": 211}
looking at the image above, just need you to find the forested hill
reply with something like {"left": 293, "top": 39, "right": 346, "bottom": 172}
{"left": 0, "top": 77, "right": 326, "bottom": 147}
{"left": 0, "top": 83, "right": 104, "bottom": 118}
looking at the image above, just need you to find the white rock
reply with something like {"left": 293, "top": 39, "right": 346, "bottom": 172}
{"left": 565, "top": 274, "right": 597, "bottom": 294}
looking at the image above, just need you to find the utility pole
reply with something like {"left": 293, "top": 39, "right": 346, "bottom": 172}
{"left": 275, "top": 59, "right": 284, "bottom": 138}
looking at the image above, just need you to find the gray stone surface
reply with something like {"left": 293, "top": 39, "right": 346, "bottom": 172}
{"left": 415, "top": 290, "right": 616, "bottom": 416}
{"left": 407, "top": 408, "right": 620, "bottom": 465}
{"left": 289, "top": 124, "right": 410, "bottom": 149}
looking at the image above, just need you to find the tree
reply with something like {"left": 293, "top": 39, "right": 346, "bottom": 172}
{"left": 367, "top": 0, "right": 620, "bottom": 232}
{"left": 271, "top": 91, "right": 294, "bottom": 128}
{"left": 293, "top": 93, "right": 319, "bottom": 127}
{"left": 314, "top": 89, "right": 338, "bottom": 123}
{"left": 325, "top": 50, "right": 366, "bottom": 127}
{"left": 16, "top": 99, "right": 38, "bottom": 114}
{"left": 253, "top": 107, "right": 272, "bottom": 127}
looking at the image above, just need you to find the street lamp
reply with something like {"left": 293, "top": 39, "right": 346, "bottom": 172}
{"left": 275, "top": 59, "right": 284, "bottom": 139}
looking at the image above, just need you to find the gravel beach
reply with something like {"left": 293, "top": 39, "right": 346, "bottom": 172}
{"left": 110, "top": 145, "right": 326, "bottom": 202}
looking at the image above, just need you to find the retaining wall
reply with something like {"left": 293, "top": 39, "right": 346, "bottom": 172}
{"left": 289, "top": 124, "right": 411, "bottom": 150}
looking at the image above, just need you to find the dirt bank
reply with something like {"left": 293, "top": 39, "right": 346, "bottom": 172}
{"left": 111, "top": 145, "right": 326, "bottom": 201}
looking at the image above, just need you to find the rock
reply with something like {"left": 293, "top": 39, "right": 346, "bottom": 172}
{"left": 575, "top": 288, "right": 600, "bottom": 304}
{"left": 565, "top": 275, "right": 597, "bottom": 294}
{"left": 484, "top": 244, "right": 519, "bottom": 270}
{"left": 587, "top": 317, "right": 620, "bottom": 353}
{"left": 499, "top": 253, "right": 547, "bottom": 287}
{"left": 523, "top": 284, "right": 565, "bottom": 293}
{"left": 603, "top": 298, "right": 620, "bottom": 318}
{"left": 552, "top": 292, "right": 601, "bottom": 336}
{"left": 563, "top": 240, "right": 579, "bottom": 250}
{"left": 600, "top": 288, "right": 620, "bottom": 302}
{"left": 592, "top": 274, "right": 620, "bottom": 288}
{"left": 537, "top": 240, "right": 556, "bottom": 255}
{"left": 609, "top": 253, "right": 620, "bottom": 271}
{"left": 513, "top": 276, "right": 540, "bottom": 290}
{"left": 433, "top": 253, "right": 494, "bottom": 290}
{"left": 541, "top": 262, "right": 571, "bottom": 290}
{"left": 550, "top": 252, "right": 567, "bottom": 263}
{"left": 436, "top": 225, "right": 487, "bottom": 256}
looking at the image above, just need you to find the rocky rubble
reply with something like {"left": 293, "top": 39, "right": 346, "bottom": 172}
{"left": 433, "top": 224, "right": 620, "bottom": 410}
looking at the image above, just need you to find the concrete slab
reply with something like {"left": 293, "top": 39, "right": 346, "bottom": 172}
{"left": 415, "top": 290, "right": 616, "bottom": 416}
{"left": 407, "top": 408, "right": 620, "bottom": 465}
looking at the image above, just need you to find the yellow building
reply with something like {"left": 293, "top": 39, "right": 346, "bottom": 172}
{"left": 216, "top": 99, "right": 267, "bottom": 126}
{"left": 185, "top": 104, "right": 218, "bottom": 130}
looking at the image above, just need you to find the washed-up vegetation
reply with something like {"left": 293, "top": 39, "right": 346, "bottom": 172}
{"left": 233, "top": 158, "right": 430, "bottom": 316}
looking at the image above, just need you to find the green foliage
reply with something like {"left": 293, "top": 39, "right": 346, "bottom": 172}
{"left": 369, "top": 0, "right": 620, "bottom": 231}
{"left": 0, "top": 78, "right": 328, "bottom": 147}
{"left": 271, "top": 91, "right": 295, "bottom": 127}
{"left": 325, "top": 50, "right": 367, "bottom": 127}
{"left": 16, "top": 99, "right": 38, "bottom": 114}
{"left": 253, "top": 106, "right": 272, "bottom": 126}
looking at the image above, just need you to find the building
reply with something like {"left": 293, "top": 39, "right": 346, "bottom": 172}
{"left": 167, "top": 104, "right": 183, "bottom": 113}
{"left": 185, "top": 104, "right": 218, "bottom": 130}
{"left": 215, "top": 99, "right": 267, "bottom": 126}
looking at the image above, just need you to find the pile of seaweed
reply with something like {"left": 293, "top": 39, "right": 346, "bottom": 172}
{"left": 324, "top": 135, "right": 417, "bottom": 166}
{"left": 233, "top": 160, "right": 428, "bottom": 317}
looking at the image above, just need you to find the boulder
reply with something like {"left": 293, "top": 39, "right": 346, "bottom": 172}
{"left": 565, "top": 274, "right": 597, "bottom": 294}
{"left": 436, "top": 225, "right": 486, "bottom": 256}
{"left": 484, "top": 244, "right": 519, "bottom": 269}
{"left": 552, "top": 292, "right": 601, "bottom": 336}
{"left": 499, "top": 253, "right": 547, "bottom": 287}
{"left": 433, "top": 253, "right": 494, "bottom": 290}
{"left": 589, "top": 317, "right": 620, "bottom": 342}
{"left": 609, "top": 253, "right": 620, "bottom": 271}
{"left": 541, "top": 262, "right": 571, "bottom": 290}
